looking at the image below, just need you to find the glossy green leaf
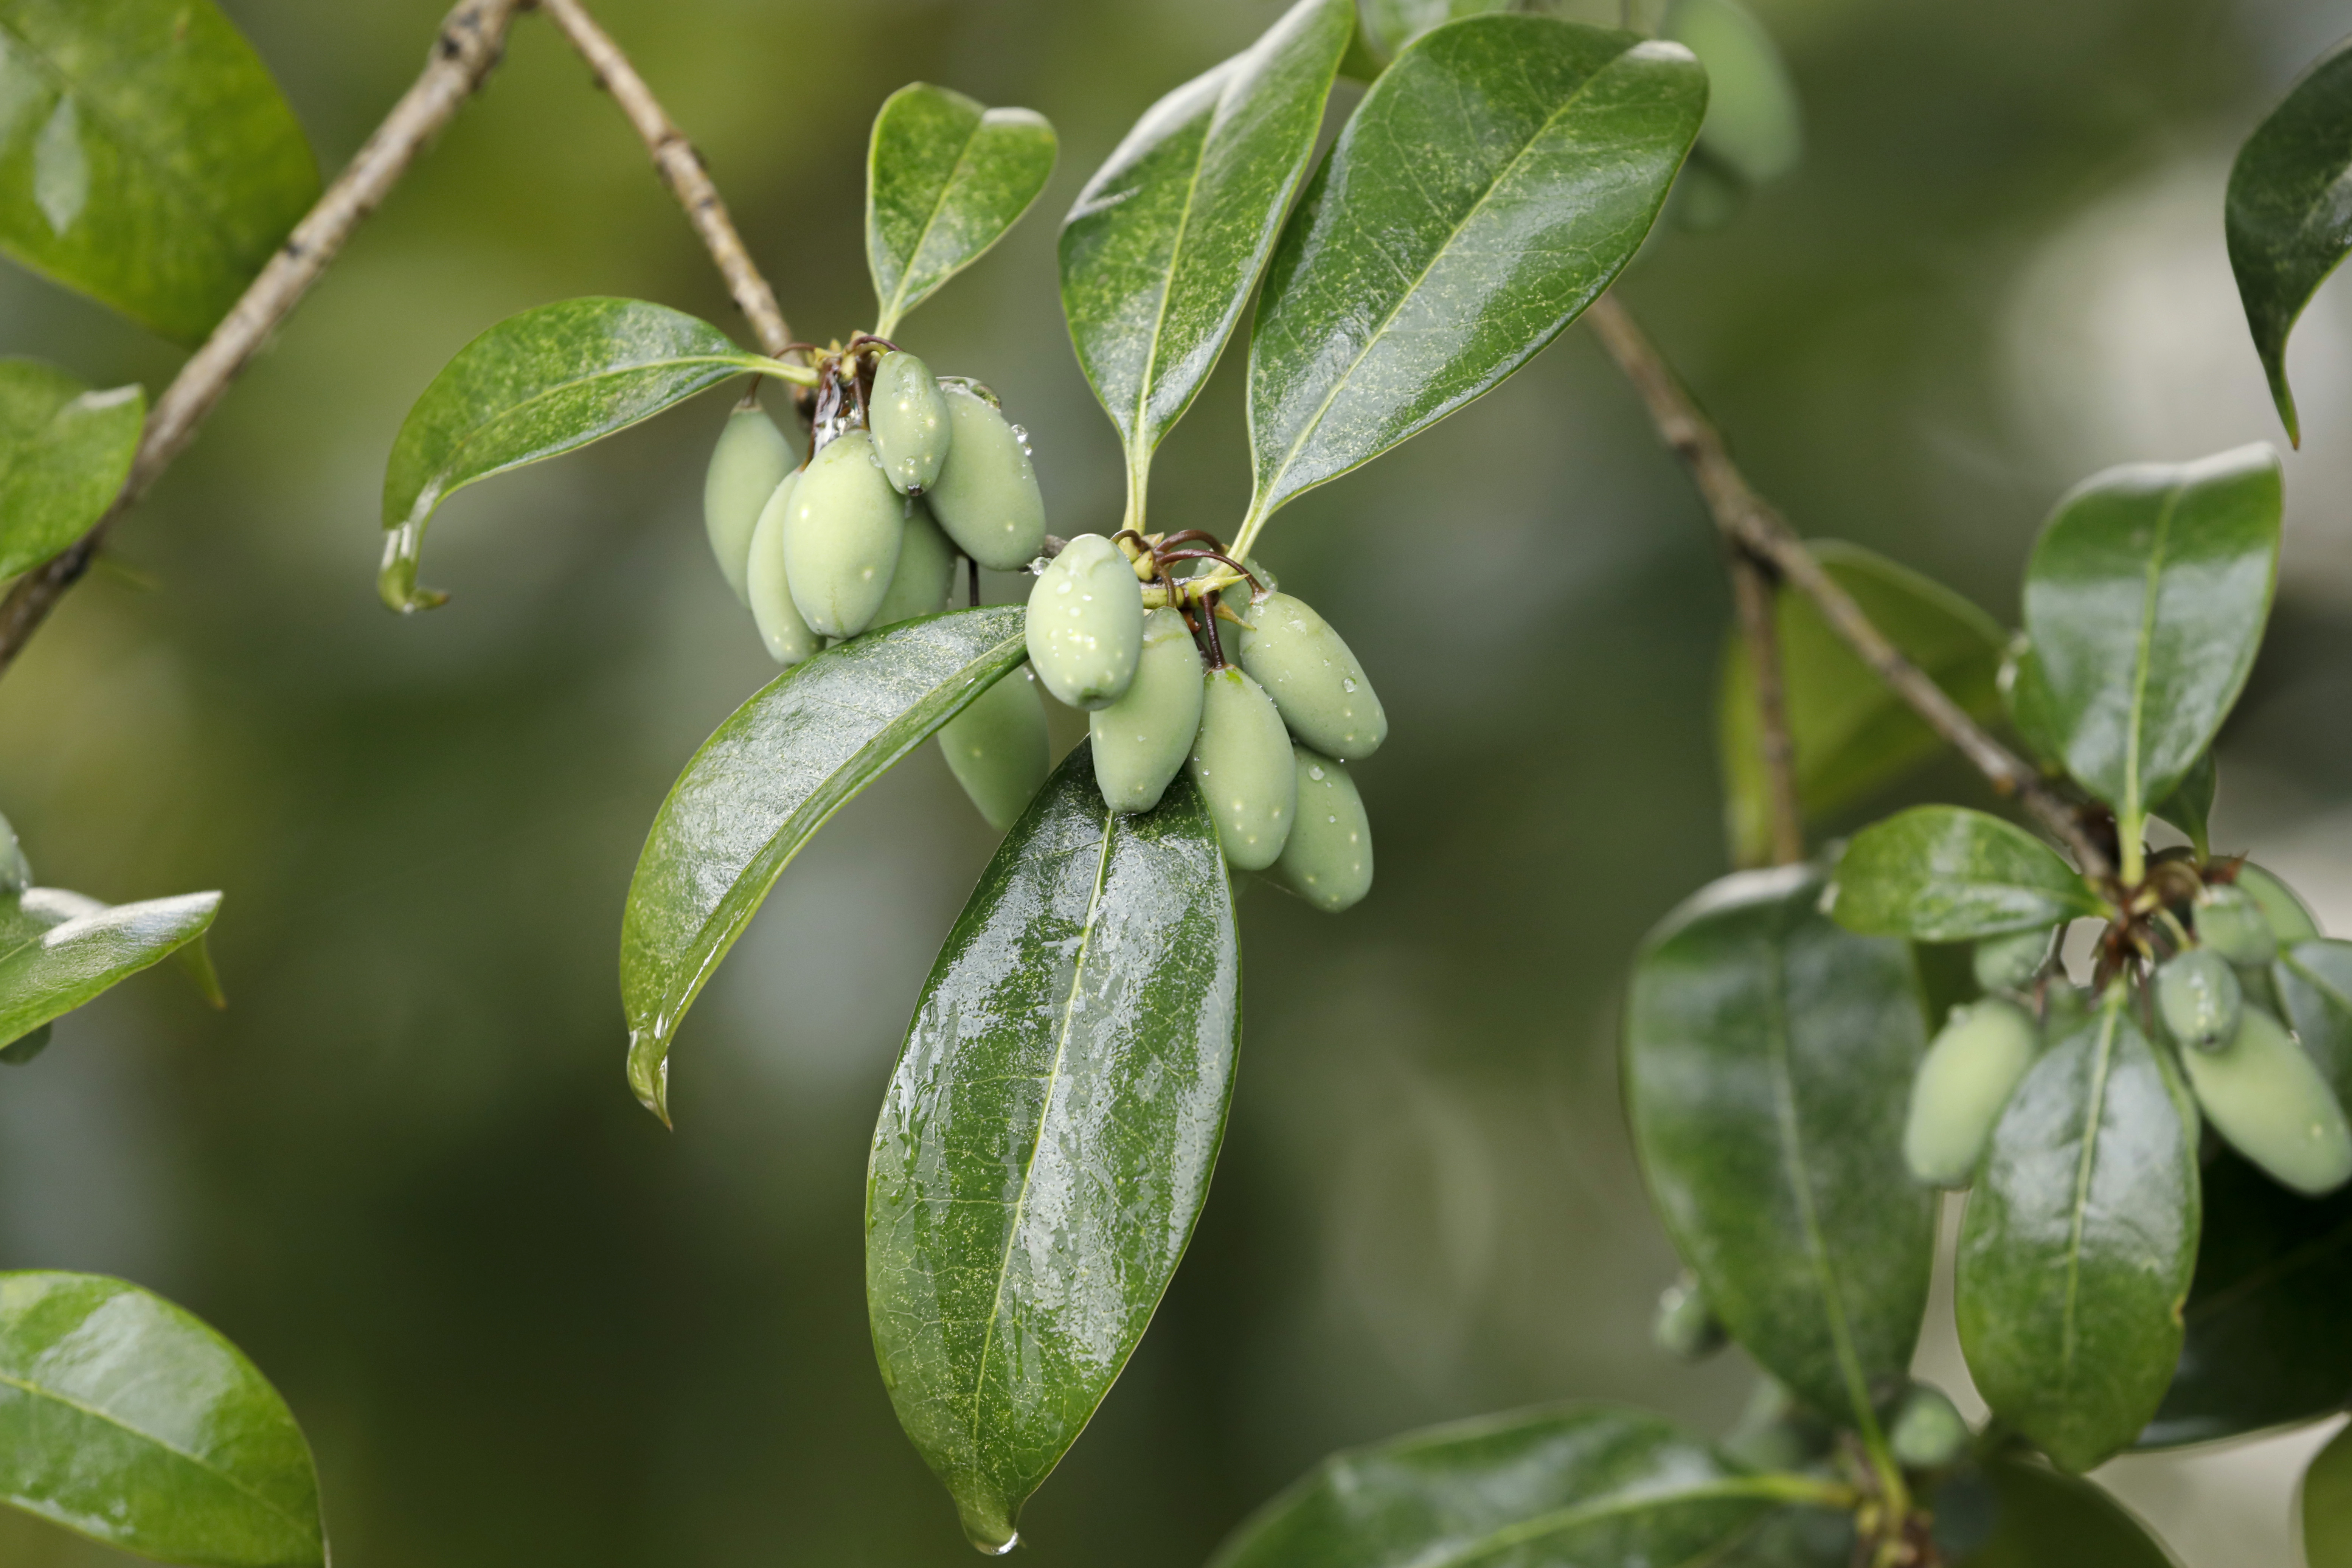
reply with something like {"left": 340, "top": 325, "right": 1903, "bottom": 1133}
{"left": 2226, "top": 37, "right": 2352, "bottom": 445}
{"left": 2019, "top": 446, "right": 2282, "bottom": 831}
{"left": 1829, "top": 806, "right": 2100, "bottom": 943}
{"left": 380, "top": 298, "right": 784, "bottom": 613}
{"left": 1059, "top": 0, "right": 1352, "bottom": 521}
{"left": 1947, "top": 1457, "right": 2178, "bottom": 1567}
{"left": 1998, "top": 637, "right": 2068, "bottom": 775}
{"left": 2139, "top": 1149, "right": 2352, "bottom": 1448}
{"left": 1242, "top": 16, "right": 1705, "bottom": 530}
{"left": 2304, "top": 1422, "right": 2352, "bottom": 1568}
{"left": 868, "top": 749, "right": 1236, "bottom": 1553}
{"left": 1, "top": 883, "right": 220, "bottom": 1049}
{"left": 1624, "top": 865, "right": 1934, "bottom": 1425}
{"left": 1956, "top": 990, "right": 2200, "bottom": 1473}
{"left": 2150, "top": 751, "right": 2215, "bottom": 862}
{"left": 0, "top": 1270, "right": 323, "bottom": 1566}
{"left": 1356, "top": 0, "right": 1514, "bottom": 65}
{"left": 2278, "top": 939, "right": 2352, "bottom": 1107}
{"left": 1209, "top": 1403, "right": 1796, "bottom": 1568}
{"left": 0, "top": 0, "right": 317, "bottom": 343}
{"left": 620, "top": 607, "right": 1028, "bottom": 1124}
{"left": 1720, "top": 540, "right": 2007, "bottom": 868}
{"left": 867, "top": 84, "right": 1057, "bottom": 336}
{"left": 0, "top": 357, "right": 143, "bottom": 580}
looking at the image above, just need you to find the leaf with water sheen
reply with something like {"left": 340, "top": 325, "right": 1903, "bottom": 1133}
{"left": 380, "top": 298, "right": 783, "bottom": 612}
{"left": 868, "top": 84, "right": 1056, "bottom": 336}
{"left": 1830, "top": 806, "right": 2099, "bottom": 943}
{"left": 0, "top": 0, "right": 316, "bottom": 343}
{"left": 2139, "top": 1149, "right": 2352, "bottom": 1448}
{"left": 867, "top": 750, "right": 1236, "bottom": 1553}
{"left": 2277, "top": 938, "right": 2352, "bottom": 1108}
{"left": 2020, "top": 445, "right": 2281, "bottom": 829}
{"left": 1624, "top": 865, "right": 1934, "bottom": 1426}
{"left": 1, "top": 884, "right": 220, "bottom": 1050}
{"left": 2226, "top": 37, "right": 2352, "bottom": 444}
{"left": 0, "top": 1270, "right": 323, "bottom": 1566}
{"left": 1356, "top": 0, "right": 1515, "bottom": 66}
{"left": 620, "top": 608, "right": 1028, "bottom": 1124}
{"left": 0, "top": 357, "right": 142, "bottom": 579}
{"left": 1956, "top": 992, "right": 2200, "bottom": 1473}
{"left": 1244, "top": 16, "right": 1704, "bottom": 528}
{"left": 2305, "top": 1422, "right": 2352, "bottom": 1568}
{"left": 1059, "top": 0, "right": 1352, "bottom": 518}
{"left": 1209, "top": 1403, "right": 1788, "bottom": 1568}
{"left": 1720, "top": 540, "right": 2006, "bottom": 868}
{"left": 1948, "top": 1458, "right": 2177, "bottom": 1567}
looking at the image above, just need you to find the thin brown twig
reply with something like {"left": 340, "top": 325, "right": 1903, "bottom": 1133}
{"left": 0, "top": 0, "right": 528, "bottom": 675}
{"left": 534, "top": 0, "right": 795, "bottom": 362}
{"left": 1729, "top": 547, "right": 1805, "bottom": 866}
{"left": 1585, "top": 293, "right": 2114, "bottom": 882}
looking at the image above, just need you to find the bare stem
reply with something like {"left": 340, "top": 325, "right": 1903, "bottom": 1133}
{"left": 1730, "top": 546, "right": 1805, "bottom": 866}
{"left": 1584, "top": 293, "right": 2113, "bottom": 882}
{"left": 0, "top": 0, "right": 528, "bottom": 675}
{"left": 534, "top": 0, "right": 795, "bottom": 362}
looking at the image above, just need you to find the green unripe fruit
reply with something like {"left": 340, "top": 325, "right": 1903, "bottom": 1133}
{"left": 927, "top": 385, "right": 1046, "bottom": 569}
{"left": 1236, "top": 593, "right": 1386, "bottom": 760}
{"left": 1274, "top": 747, "right": 1372, "bottom": 913}
{"left": 1663, "top": 0, "right": 1802, "bottom": 186}
{"left": 2198, "top": 883, "right": 2278, "bottom": 966}
{"left": 1888, "top": 1384, "right": 1969, "bottom": 1471}
{"left": 1089, "top": 607, "right": 1205, "bottom": 813}
{"left": 782, "top": 431, "right": 905, "bottom": 638}
{"left": 2239, "top": 863, "right": 2321, "bottom": 942}
{"left": 1188, "top": 666, "right": 1296, "bottom": 871}
{"left": 1026, "top": 534, "right": 1144, "bottom": 710}
{"left": 1972, "top": 926, "right": 2055, "bottom": 994}
{"left": 2180, "top": 1004, "right": 2352, "bottom": 1195}
{"left": 703, "top": 404, "right": 795, "bottom": 604}
{"left": 869, "top": 351, "right": 950, "bottom": 495}
{"left": 2157, "top": 949, "right": 2243, "bottom": 1052}
{"left": 745, "top": 472, "right": 820, "bottom": 667}
{"left": 1650, "top": 1275, "right": 1726, "bottom": 1362}
{"left": 872, "top": 501, "right": 957, "bottom": 628}
{"left": 937, "top": 667, "right": 1050, "bottom": 833}
{"left": 1903, "top": 997, "right": 2039, "bottom": 1187}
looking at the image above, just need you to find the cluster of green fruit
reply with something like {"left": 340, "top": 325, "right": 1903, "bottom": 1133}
{"left": 1904, "top": 863, "right": 2352, "bottom": 1197}
{"left": 701, "top": 342, "right": 1047, "bottom": 661}
{"left": 1022, "top": 532, "right": 1385, "bottom": 913}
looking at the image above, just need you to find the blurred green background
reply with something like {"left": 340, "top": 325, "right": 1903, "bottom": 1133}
{"left": 5, "top": 0, "right": 2352, "bottom": 1562}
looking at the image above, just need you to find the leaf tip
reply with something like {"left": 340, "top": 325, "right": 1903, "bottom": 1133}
{"left": 377, "top": 519, "right": 447, "bottom": 614}
{"left": 627, "top": 1029, "right": 673, "bottom": 1129}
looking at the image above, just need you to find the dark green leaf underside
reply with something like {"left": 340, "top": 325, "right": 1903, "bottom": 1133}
{"left": 1624, "top": 864, "right": 1934, "bottom": 1426}
{"left": 620, "top": 607, "right": 1029, "bottom": 1123}
{"left": 0, "top": 1270, "right": 323, "bottom": 1566}
{"left": 868, "top": 749, "right": 1237, "bottom": 1552}
{"left": 0, "top": 0, "right": 318, "bottom": 342}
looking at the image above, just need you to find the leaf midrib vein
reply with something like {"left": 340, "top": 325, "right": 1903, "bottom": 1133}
{"left": 883, "top": 113, "right": 992, "bottom": 331}
{"left": 2060, "top": 998, "right": 2125, "bottom": 1398}
{"left": 2121, "top": 481, "right": 2187, "bottom": 825}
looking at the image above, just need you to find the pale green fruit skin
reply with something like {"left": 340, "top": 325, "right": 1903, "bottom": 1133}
{"left": 2183, "top": 1006, "right": 2352, "bottom": 1195}
{"left": 783, "top": 431, "right": 905, "bottom": 638}
{"left": 869, "top": 351, "right": 950, "bottom": 495}
{"left": 937, "top": 667, "right": 1050, "bottom": 833}
{"left": 1972, "top": 926, "right": 2055, "bottom": 994}
{"left": 745, "top": 472, "right": 819, "bottom": 667}
{"left": 1663, "top": 0, "right": 1801, "bottom": 186}
{"left": 1903, "top": 997, "right": 2039, "bottom": 1188}
{"left": 2239, "top": 863, "right": 2321, "bottom": 942}
{"left": 1237, "top": 592, "right": 1387, "bottom": 760}
{"left": 1026, "top": 534, "right": 1143, "bottom": 710}
{"left": 927, "top": 386, "right": 1045, "bottom": 570}
{"left": 1274, "top": 745, "right": 1372, "bottom": 913}
{"left": 1208, "top": 557, "right": 1275, "bottom": 658}
{"left": 1088, "top": 607, "right": 1204, "bottom": 813}
{"left": 872, "top": 501, "right": 957, "bottom": 628}
{"left": 1187, "top": 666, "right": 1296, "bottom": 871}
{"left": 703, "top": 405, "right": 796, "bottom": 604}
{"left": 2158, "top": 949, "right": 2243, "bottom": 1052}
{"left": 1888, "top": 1385, "right": 1969, "bottom": 1471}
{"left": 2199, "top": 883, "right": 2279, "bottom": 965}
